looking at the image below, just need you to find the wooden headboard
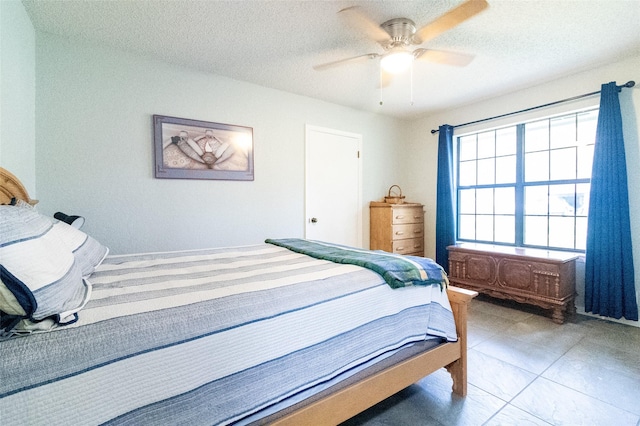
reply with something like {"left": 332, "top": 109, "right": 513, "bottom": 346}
{"left": 0, "top": 167, "right": 38, "bottom": 205}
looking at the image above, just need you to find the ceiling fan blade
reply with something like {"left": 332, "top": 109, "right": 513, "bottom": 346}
{"left": 313, "top": 53, "right": 379, "bottom": 71}
{"left": 338, "top": 6, "right": 391, "bottom": 44}
{"left": 413, "top": 0, "right": 488, "bottom": 44}
{"left": 414, "top": 48, "right": 475, "bottom": 66}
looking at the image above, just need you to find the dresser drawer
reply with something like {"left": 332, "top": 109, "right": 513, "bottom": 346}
{"left": 392, "top": 223, "right": 424, "bottom": 240}
{"left": 392, "top": 238, "right": 424, "bottom": 255}
{"left": 370, "top": 202, "right": 425, "bottom": 257}
{"left": 391, "top": 207, "right": 424, "bottom": 225}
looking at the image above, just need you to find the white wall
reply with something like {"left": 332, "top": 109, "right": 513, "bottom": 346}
{"left": 405, "top": 55, "right": 640, "bottom": 326}
{"left": 0, "top": 0, "right": 36, "bottom": 195}
{"left": 34, "top": 33, "right": 407, "bottom": 254}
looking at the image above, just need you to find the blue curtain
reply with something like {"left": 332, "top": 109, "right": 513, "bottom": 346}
{"left": 435, "top": 124, "right": 455, "bottom": 272}
{"left": 585, "top": 82, "right": 638, "bottom": 320}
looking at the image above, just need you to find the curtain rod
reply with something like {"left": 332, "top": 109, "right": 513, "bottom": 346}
{"left": 430, "top": 80, "right": 636, "bottom": 134}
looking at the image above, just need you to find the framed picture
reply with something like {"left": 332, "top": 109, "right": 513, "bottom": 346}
{"left": 153, "top": 115, "right": 254, "bottom": 181}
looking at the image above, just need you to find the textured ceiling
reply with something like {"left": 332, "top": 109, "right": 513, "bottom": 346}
{"left": 22, "top": 0, "right": 640, "bottom": 119}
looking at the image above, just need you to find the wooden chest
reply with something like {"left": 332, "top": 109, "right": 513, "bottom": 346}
{"left": 447, "top": 243, "right": 578, "bottom": 323}
{"left": 370, "top": 202, "right": 424, "bottom": 256}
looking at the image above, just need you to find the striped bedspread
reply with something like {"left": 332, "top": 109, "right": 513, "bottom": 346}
{"left": 0, "top": 243, "right": 455, "bottom": 425}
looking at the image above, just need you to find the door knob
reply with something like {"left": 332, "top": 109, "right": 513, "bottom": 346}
{"left": 310, "top": 217, "right": 318, "bottom": 223}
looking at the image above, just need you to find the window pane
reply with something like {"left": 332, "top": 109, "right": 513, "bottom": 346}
{"left": 477, "top": 158, "right": 495, "bottom": 185}
{"left": 576, "top": 183, "right": 590, "bottom": 216}
{"left": 550, "top": 115, "right": 576, "bottom": 149}
{"left": 495, "top": 187, "right": 515, "bottom": 215}
{"left": 459, "top": 135, "right": 476, "bottom": 161}
{"left": 524, "top": 216, "right": 548, "bottom": 246}
{"left": 550, "top": 147, "right": 577, "bottom": 180}
{"left": 458, "top": 214, "right": 475, "bottom": 240}
{"left": 496, "top": 155, "right": 516, "bottom": 184}
{"left": 476, "top": 215, "right": 494, "bottom": 241}
{"left": 496, "top": 127, "right": 517, "bottom": 156}
{"left": 525, "top": 151, "right": 549, "bottom": 182}
{"left": 476, "top": 188, "right": 494, "bottom": 214}
{"left": 459, "top": 189, "right": 475, "bottom": 214}
{"left": 577, "top": 110, "right": 598, "bottom": 145}
{"left": 477, "top": 131, "right": 495, "bottom": 158}
{"left": 549, "top": 216, "right": 575, "bottom": 249}
{"left": 525, "top": 120, "right": 549, "bottom": 152}
{"left": 494, "top": 215, "right": 515, "bottom": 243}
{"left": 549, "top": 184, "right": 575, "bottom": 216}
{"left": 577, "top": 143, "right": 594, "bottom": 179}
{"left": 576, "top": 217, "right": 588, "bottom": 250}
{"left": 459, "top": 160, "right": 476, "bottom": 186}
{"left": 525, "top": 185, "right": 548, "bottom": 215}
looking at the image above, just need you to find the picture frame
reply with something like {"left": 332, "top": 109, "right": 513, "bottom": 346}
{"left": 153, "top": 115, "right": 254, "bottom": 181}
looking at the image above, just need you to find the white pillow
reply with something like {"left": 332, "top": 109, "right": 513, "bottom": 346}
{"left": 0, "top": 205, "right": 101, "bottom": 328}
{"left": 50, "top": 220, "right": 109, "bottom": 277}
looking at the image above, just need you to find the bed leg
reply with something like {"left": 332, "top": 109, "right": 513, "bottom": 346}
{"left": 446, "top": 356, "right": 466, "bottom": 396}
{"left": 445, "top": 286, "right": 477, "bottom": 397}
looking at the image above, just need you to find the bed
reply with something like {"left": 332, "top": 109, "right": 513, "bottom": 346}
{"left": 0, "top": 167, "right": 476, "bottom": 425}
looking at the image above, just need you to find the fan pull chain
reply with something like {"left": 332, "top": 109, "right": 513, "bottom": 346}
{"left": 379, "top": 66, "right": 384, "bottom": 106}
{"left": 410, "top": 62, "right": 414, "bottom": 106}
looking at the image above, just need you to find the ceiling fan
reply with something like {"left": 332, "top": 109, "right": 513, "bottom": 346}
{"left": 314, "top": 0, "right": 488, "bottom": 75}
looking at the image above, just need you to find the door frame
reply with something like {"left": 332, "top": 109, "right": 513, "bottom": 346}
{"left": 305, "top": 124, "right": 363, "bottom": 247}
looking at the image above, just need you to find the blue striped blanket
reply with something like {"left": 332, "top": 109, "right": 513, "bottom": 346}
{"left": 0, "top": 244, "right": 455, "bottom": 425}
{"left": 265, "top": 238, "right": 448, "bottom": 290}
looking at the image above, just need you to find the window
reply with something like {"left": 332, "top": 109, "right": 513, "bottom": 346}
{"left": 456, "top": 108, "right": 598, "bottom": 252}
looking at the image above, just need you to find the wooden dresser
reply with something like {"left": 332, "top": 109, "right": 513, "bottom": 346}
{"left": 447, "top": 243, "right": 578, "bottom": 323}
{"left": 370, "top": 202, "right": 424, "bottom": 257}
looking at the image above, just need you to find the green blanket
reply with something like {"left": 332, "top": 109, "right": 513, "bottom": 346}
{"left": 265, "top": 238, "right": 448, "bottom": 290}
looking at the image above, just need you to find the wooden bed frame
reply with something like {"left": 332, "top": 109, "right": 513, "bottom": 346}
{"left": 0, "top": 166, "right": 477, "bottom": 425}
{"left": 271, "top": 286, "right": 476, "bottom": 425}
{"left": 0, "top": 167, "right": 38, "bottom": 206}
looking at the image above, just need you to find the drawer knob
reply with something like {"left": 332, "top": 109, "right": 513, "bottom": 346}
{"left": 395, "top": 215, "right": 405, "bottom": 219}
{"left": 395, "top": 231, "right": 404, "bottom": 235}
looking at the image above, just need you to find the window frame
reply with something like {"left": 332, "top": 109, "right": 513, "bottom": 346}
{"left": 454, "top": 108, "right": 598, "bottom": 253}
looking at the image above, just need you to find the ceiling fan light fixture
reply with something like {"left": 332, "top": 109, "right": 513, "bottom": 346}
{"left": 380, "top": 49, "right": 413, "bottom": 74}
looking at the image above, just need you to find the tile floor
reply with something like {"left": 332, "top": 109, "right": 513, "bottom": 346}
{"left": 341, "top": 296, "right": 640, "bottom": 426}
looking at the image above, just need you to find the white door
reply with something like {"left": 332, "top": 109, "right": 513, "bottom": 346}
{"left": 305, "top": 125, "right": 362, "bottom": 247}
